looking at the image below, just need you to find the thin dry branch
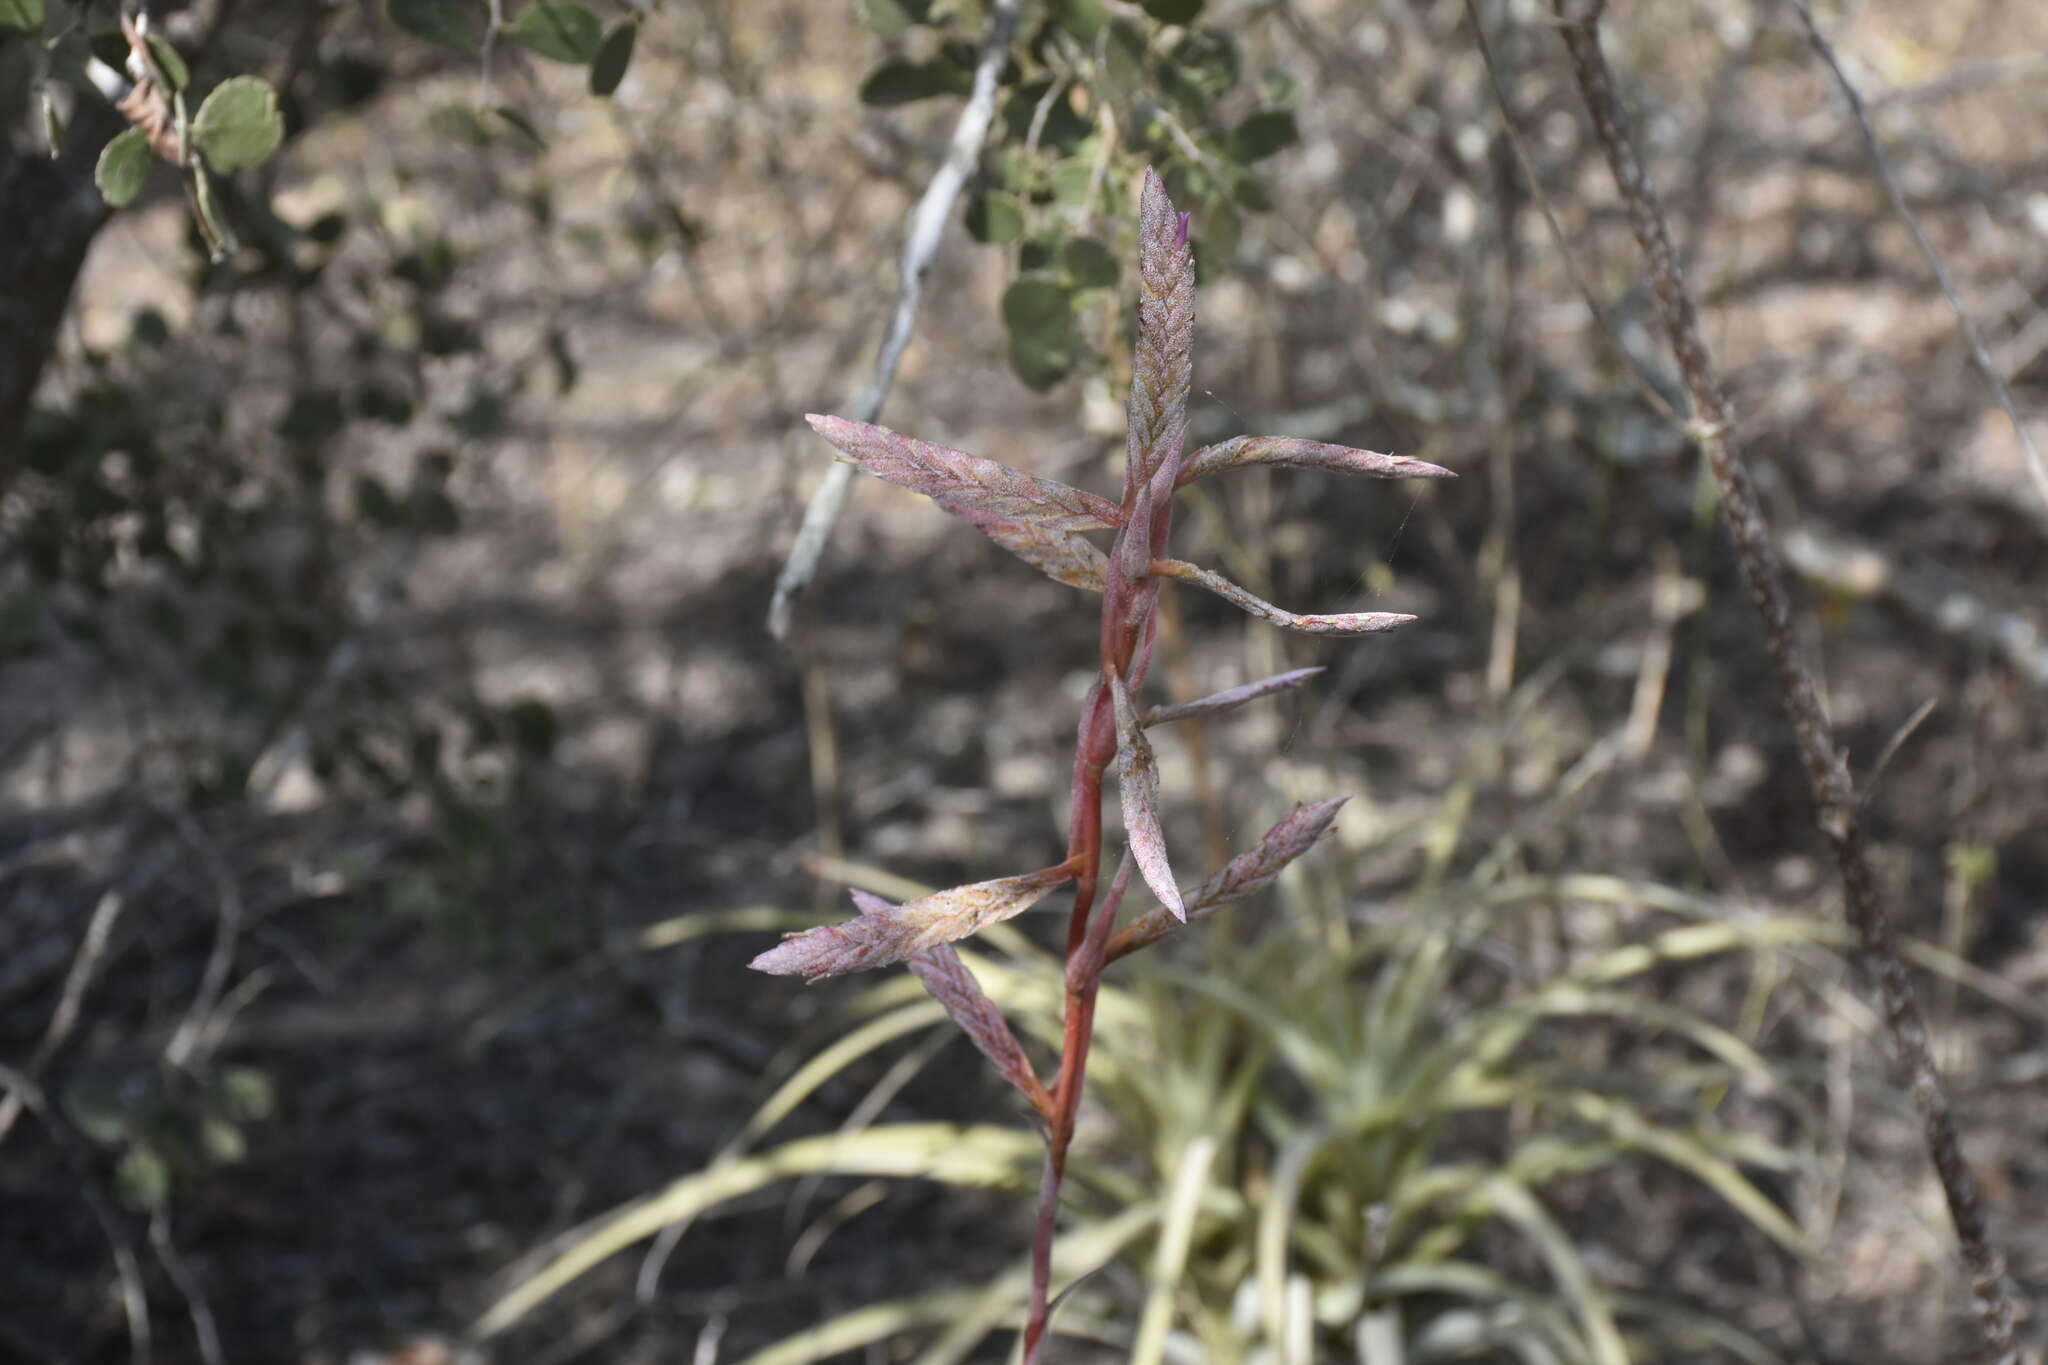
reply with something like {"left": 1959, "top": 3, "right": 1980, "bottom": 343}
{"left": 1785, "top": 0, "right": 2048, "bottom": 522}
{"left": 1550, "top": 8, "right": 2018, "bottom": 1360}
{"left": 766, "top": 0, "right": 1023, "bottom": 640}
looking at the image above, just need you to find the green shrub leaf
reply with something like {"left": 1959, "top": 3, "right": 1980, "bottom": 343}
{"left": 504, "top": 3, "right": 602, "bottom": 63}
{"left": 145, "top": 34, "right": 190, "bottom": 91}
{"left": 1061, "top": 236, "right": 1119, "bottom": 288}
{"left": 389, "top": 0, "right": 478, "bottom": 53}
{"left": 1158, "top": 27, "right": 1238, "bottom": 107}
{"left": 491, "top": 104, "right": 547, "bottom": 149}
{"left": 192, "top": 76, "right": 286, "bottom": 173}
{"left": 94, "top": 128, "right": 152, "bottom": 207}
{"left": 1002, "top": 275, "right": 1078, "bottom": 391}
{"left": 859, "top": 56, "right": 972, "bottom": 106}
{"left": 587, "top": 20, "right": 637, "bottom": 96}
{"left": 965, "top": 190, "right": 1024, "bottom": 245}
{"left": 1229, "top": 108, "right": 1298, "bottom": 163}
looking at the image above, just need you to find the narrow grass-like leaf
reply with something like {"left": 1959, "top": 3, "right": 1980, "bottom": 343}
{"left": 635, "top": 904, "right": 824, "bottom": 951}
{"left": 737, "top": 1203, "right": 1161, "bottom": 1365}
{"left": 1111, "top": 670, "right": 1181, "bottom": 920}
{"left": 737, "top": 1000, "right": 946, "bottom": 1147}
{"left": 736, "top": 1286, "right": 990, "bottom": 1365}
{"left": 1141, "top": 666, "right": 1323, "bottom": 728}
{"left": 473, "top": 1125, "right": 1044, "bottom": 1337}
{"left": 933, "top": 493, "right": 1109, "bottom": 592}
{"left": 750, "top": 868, "right": 1073, "bottom": 980}
{"left": 1153, "top": 558, "right": 1415, "bottom": 636}
{"left": 1365, "top": 1263, "right": 1589, "bottom": 1364}
{"left": 1125, "top": 169, "right": 1195, "bottom": 494}
{"left": 1131, "top": 1136, "right": 1217, "bottom": 1365}
{"left": 1566, "top": 1092, "right": 1806, "bottom": 1252}
{"left": 1473, "top": 1177, "right": 1629, "bottom": 1365}
{"left": 1257, "top": 1125, "right": 1330, "bottom": 1350}
{"left": 1110, "top": 799, "right": 1346, "bottom": 959}
{"left": 907, "top": 944, "right": 1047, "bottom": 1110}
{"left": 807, "top": 413, "right": 1123, "bottom": 530}
{"left": 1178, "top": 435, "right": 1455, "bottom": 487}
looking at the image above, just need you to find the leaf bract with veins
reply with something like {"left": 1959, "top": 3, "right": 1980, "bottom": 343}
{"left": 1111, "top": 669, "right": 1182, "bottom": 920}
{"left": 750, "top": 870, "right": 1073, "bottom": 981}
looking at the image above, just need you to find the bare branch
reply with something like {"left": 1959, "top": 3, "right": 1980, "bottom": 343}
{"left": 1553, "top": 8, "right": 2018, "bottom": 1357}
{"left": 1786, "top": 0, "right": 2048, "bottom": 522}
{"left": 766, "top": 0, "right": 1023, "bottom": 639}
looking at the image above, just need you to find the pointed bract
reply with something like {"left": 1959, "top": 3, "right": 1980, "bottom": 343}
{"left": 1179, "top": 436, "right": 1456, "bottom": 487}
{"left": 1124, "top": 170, "right": 1196, "bottom": 497}
{"left": 1153, "top": 558, "right": 1416, "bottom": 636}
{"left": 935, "top": 493, "right": 1109, "bottom": 593}
{"left": 750, "top": 867, "right": 1073, "bottom": 980}
{"left": 1141, "top": 667, "right": 1324, "bottom": 728}
{"left": 807, "top": 414, "right": 1124, "bottom": 532}
{"left": 1111, "top": 798, "right": 1349, "bottom": 959}
{"left": 1110, "top": 670, "right": 1182, "bottom": 920}
{"left": 907, "top": 944, "right": 1045, "bottom": 1107}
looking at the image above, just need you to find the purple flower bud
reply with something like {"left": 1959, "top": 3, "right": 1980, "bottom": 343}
{"left": 1174, "top": 211, "right": 1191, "bottom": 252}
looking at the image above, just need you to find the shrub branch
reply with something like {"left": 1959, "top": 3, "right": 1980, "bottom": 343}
{"left": 1550, "top": 8, "right": 2017, "bottom": 1359}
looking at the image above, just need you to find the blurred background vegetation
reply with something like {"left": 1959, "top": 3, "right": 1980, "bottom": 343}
{"left": 1, "top": 0, "right": 2044, "bottom": 1361}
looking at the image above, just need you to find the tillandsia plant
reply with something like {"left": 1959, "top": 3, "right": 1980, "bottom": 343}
{"left": 751, "top": 168, "right": 1452, "bottom": 1359}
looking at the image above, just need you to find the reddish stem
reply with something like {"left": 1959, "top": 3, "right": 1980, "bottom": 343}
{"left": 1022, "top": 463, "right": 1177, "bottom": 1362}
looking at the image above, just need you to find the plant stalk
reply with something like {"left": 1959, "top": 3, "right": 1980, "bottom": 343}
{"left": 1551, "top": 7, "right": 2017, "bottom": 1359}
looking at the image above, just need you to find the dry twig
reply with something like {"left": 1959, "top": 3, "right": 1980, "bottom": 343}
{"left": 766, "top": 0, "right": 1023, "bottom": 640}
{"left": 1549, "top": 5, "right": 2019, "bottom": 1359}
{"left": 1785, "top": 0, "right": 2048, "bottom": 521}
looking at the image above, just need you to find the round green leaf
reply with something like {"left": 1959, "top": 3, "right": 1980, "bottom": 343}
{"left": 116, "top": 1145, "right": 170, "bottom": 1211}
{"left": 504, "top": 3, "right": 602, "bottom": 64}
{"left": 859, "top": 56, "right": 972, "bottom": 106}
{"left": 0, "top": 0, "right": 42, "bottom": 34}
{"left": 588, "top": 19, "right": 637, "bottom": 96}
{"left": 192, "top": 76, "right": 285, "bottom": 173}
{"left": 1003, "top": 276, "right": 1077, "bottom": 392}
{"left": 1049, "top": 160, "right": 1097, "bottom": 206}
{"left": 95, "top": 127, "right": 152, "bottom": 207}
{"left": 1098, "top": 21, "right": 1146, "bottom": 106}
{"left": 1001, "top": 79, "right": 1090, "bottom": 149}
{"left": 1229, "top": 109, "right": 1298, "bottom": 163}
{"left": 145, "top": 33, "right": 189, "bottom": 92}
{"left": 860, "top": 0, "right": 931, "bottom": 34}
{"left": 1051, "top": 0, "right": 1108, "bottom": 39}
{"left": 965, "top": 190, "right": 1024, "bottom": 245}
{"left": 389, "top": 0, "right": 478, "bottom": 53}
{"left": 1061, "top": 237, "right": 1119, "bottom": 289}
{"left": 1158, "top": 27, "right": 1238, "bottom": 108}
